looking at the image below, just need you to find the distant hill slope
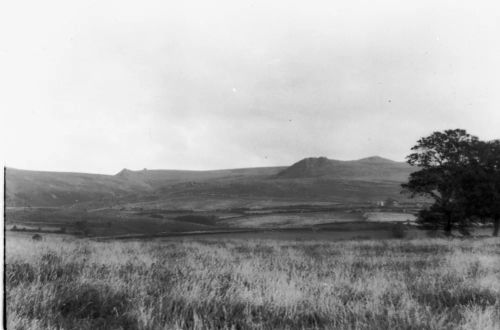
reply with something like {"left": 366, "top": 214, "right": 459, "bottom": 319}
{"left": 5, "top": 168, "right": 152, "bottom": 207}
{"left": 6, "top": 157, "right": 415, "bottom": 208}
{"left": 5, "top": 166, "right": 284, "bottom": 207}
{"left": 276, "top": 156, "right": 413, "bottom": 182}
{"left": 115, "top": 166, "right": 284, "bottom": 188}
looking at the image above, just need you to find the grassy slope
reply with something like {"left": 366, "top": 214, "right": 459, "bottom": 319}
{"left": 276, "top": 156, "right": 413, "bottom": 182}
{"left": 5, "top": 168, "right": 153, "bottom": 207}
{"left": 6, "top": 157, "right": 419, "bottom": 209}
{"left": 220, "top": 211, "right": 365, "bottom": 228}
{"left": 5, "top": 167, "right": 284, "bottom": 207}
{"left": 6, "top": 234, "right": 500, "bottom": 329}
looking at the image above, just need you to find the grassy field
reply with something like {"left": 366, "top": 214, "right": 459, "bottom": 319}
{"left": 5, "top": 233, "right": 500, "bottom": 330}
{"left": 5, "top": 207, "right": 423, "bottom": 238}
{"left": 222, "top": 211, "right": 418, "bottom": 228}
{"left": 364, "top": 212, "right": 417, "bottom": 223}
{"left": 220, "top": 211, "right": 364, "bottom": 228}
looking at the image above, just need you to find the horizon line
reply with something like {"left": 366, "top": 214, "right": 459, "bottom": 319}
{"left": 4, "top": 155, "right": 406, "bottom": 176}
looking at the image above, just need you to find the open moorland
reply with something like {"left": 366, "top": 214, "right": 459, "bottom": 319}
{"left": 7, "top": 156, "right": 499, "bottom": 329}
{"left": 5, "top": 156, "right": 428, "bottom": 239}
{"left": 5, "top": 157, "right": 416, "bottom": 209}
{"left": 5, "top": 233, "right": 500, "bottom": 330}
{"left": 6, "top": 157, "right": 427, "bottom": 238}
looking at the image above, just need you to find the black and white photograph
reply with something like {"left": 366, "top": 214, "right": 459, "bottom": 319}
{"left": 2, "top": 1, "right": 500, "bottom": 329}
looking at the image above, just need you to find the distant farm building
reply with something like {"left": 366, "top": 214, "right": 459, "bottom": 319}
{"left": 374, "top": 198, "right": 400, "bottom": 208}
{"left": 385, "top": 198, "right": 400, "bottom": 207}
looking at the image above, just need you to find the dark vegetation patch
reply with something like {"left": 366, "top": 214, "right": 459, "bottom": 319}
{"left": 413, "top": 287, "right": 498, "bottom": 311}
{"left": 149, "top": 298, "right": 332, "bottom": 330}
{"left": 300, "top": 244, "right": 341, "bottom": 260}
{"left": 353, "top": 243, "right": 453, "bottom": 255}
{"left": 231, "top": 244, "right": 275, "bottom": 255}
{"left": 395, "top": 244, "right": 453, "bottom": 254}
{"left": 407, "top": 273, "right": 499, "bottom": 312}
{"left": 391, "top": 223, "right": 408, "bottom": 238}
{"left": 195, "top": 239, "right": 227, "bottom": 247}
{"left": 174, "top": 214, "right": 218, "bottom": 226}
{"left": 53, "top": 283, "right": 135, "bottom": 329}
{"left": 6, "top": 252, "right": 82, "bottom": 286}
{"left": 7, "top": 281, "right": 136, "bottom": 330}
{"left": 6, "top": 262, "right": 37, "bottom": 286}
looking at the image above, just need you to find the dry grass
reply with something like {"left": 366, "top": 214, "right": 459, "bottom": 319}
{"left": 5, "top": 233, "right": 500, "bottom": 329}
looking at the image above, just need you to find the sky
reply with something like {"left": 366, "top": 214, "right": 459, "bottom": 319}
{"left": 2, "top": 0, "right": 500, "bottom": 174}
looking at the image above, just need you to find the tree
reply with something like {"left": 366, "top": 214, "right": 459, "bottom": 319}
{"left": 459, "top": 140, "right": 500, "bottom": 236}
{"left": 483, "top": 140, "right": 500, "bottom": 235}
{"left": 402, "top": 129, "right": 480, "bottom": 234}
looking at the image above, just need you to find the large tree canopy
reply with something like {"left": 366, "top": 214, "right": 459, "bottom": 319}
{"left": 406, "top": 129, "right": 480, "bottom": 168}
{"left": 403, "top": 129, "right": 500, "bottom": 236}
{"left": 461, "top": 139, "right": 500, "bottom": 236}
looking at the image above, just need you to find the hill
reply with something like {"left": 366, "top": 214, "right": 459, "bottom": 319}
{"left": 276, "top": 156, "right": 412, "bottom": 182}
{"left": 5, "top": 157, "right": 416, "bottom": 208}
{"left": 5, "top": 166, "right": 284, "bottom": 207}
{"left": 115, "top": 166, "right": 284, "bottom": 188}
{"left": 5, "top": 168, "right": 152, "bottom": 207}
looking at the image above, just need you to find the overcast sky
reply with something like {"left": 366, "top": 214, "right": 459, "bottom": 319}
{"left": 2, "top": 0, "right": 500, "bottom": 174}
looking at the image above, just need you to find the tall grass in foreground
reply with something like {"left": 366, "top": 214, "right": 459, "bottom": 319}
{"left": 6, "top": 234, "right": 500, "bottom": 330}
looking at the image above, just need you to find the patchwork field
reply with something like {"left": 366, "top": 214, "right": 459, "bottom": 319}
{"left": 364, "top": 212, "right": 417, "bottom": 223}
{"left": 5, "top": 206, "right": 422, "bottom": 239}
{"left": 5, "top": 233, "right": 500, "bottom": 329}
{"left": 222, "top": 211, "right": 418, "bottom": 228}
{"left": 220, "top": 211, "right": 363, "bottom": 228}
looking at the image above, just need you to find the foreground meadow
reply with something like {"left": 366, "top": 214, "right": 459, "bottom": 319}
{"left": 5, "top": 233, "right": 500, "bottom": 329}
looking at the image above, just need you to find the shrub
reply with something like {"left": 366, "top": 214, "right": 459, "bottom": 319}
{"left": 55, "top": 283, "right": 131, "bottom": 319}
{"left": 391, "top": 223, "right": 407, "bottom": 238}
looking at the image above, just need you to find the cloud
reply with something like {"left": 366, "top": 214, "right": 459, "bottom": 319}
{"left": 2, "top": 0, "right": 500, "bottom": 173}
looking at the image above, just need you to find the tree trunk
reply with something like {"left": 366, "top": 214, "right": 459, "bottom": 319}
{"left": 494, "top": 217, "right": 499, "bottom": 237}
{"left": 444, "top": 213, "right": 453, "bottom": 236}
{"left": 441, "top": 200, "right": 454, "bottom": 236}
